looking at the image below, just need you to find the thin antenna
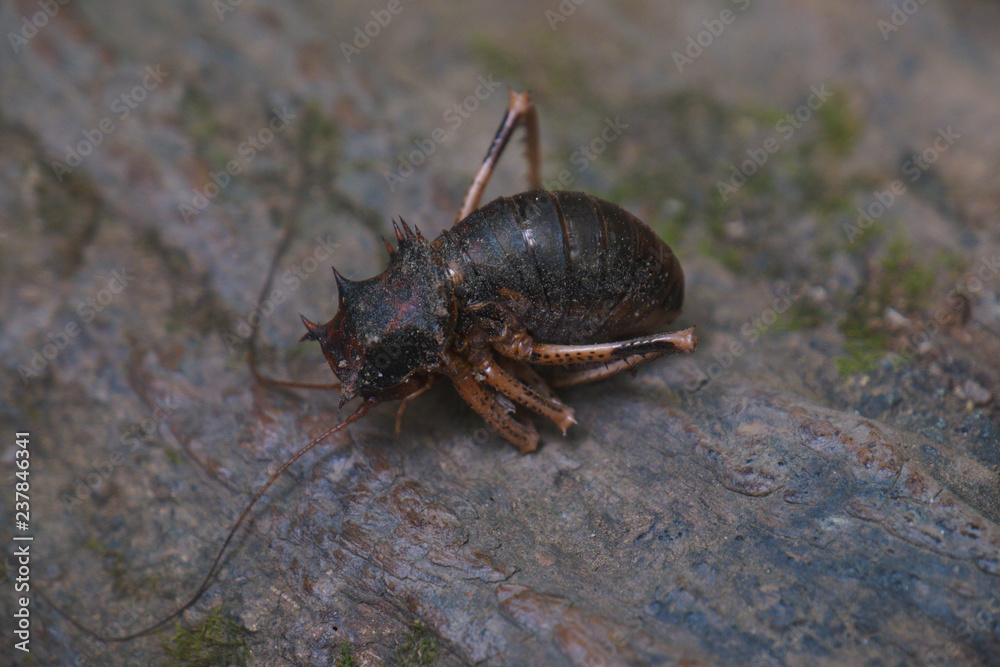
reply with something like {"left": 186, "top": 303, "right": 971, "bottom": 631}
{"left": 38, "top": 399, "right": 374, "bottom": 642}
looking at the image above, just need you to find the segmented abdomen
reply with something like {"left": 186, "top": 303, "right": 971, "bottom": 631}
{"left": 433, "top": 190, "right": 684, "bottom": 344}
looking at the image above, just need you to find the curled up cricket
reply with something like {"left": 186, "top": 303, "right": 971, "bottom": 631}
{"left": 38, "top": 90, "right": 695, "bottom": 652}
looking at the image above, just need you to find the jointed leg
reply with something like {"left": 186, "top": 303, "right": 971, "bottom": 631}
{"left": 456, "top": 89, "right": 541, "bottom": 222}
{"left": 393, "top": 376, "right": 437, "bottom": 436}
{"left": 449, "top": 373, "right": 540, "bottom": 453}
{"left": 473, "top": 355, "right": 576, "bottom": 434}
{"left": 493, "top": 327, "right": 696, "bottom": 388}
{"left": 547, "top": 355, "right": 662, "bottom": 388}
{"left": 497, "top": 328, "right": 697, "bottom": 365}
{"left": 496, "top": 356, "right": 560, "bottom": 401}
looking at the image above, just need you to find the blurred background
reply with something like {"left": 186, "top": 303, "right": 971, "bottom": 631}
{"left": 2, "top": 1, "right": 999, "bottom": 665}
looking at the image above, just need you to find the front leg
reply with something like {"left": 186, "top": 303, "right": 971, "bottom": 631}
{"left": 390, "top": 374, "right": 437, "bottom": 436}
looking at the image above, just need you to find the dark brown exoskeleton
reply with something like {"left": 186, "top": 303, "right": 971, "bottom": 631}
{"left": 42, "top": 90, "right": 696, "bottom": 643}
{"left": 299, "top": 90, "right": 696, "bottom": 453}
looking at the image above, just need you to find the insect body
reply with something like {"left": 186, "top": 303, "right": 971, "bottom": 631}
{"left": 44, "top": 90, "right": 697, "bottom": 645}
{"left": 300, "top": 92, "right": 696, "bottom": 452}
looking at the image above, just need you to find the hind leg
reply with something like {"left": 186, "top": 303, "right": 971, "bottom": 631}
{"left": 456, "top": 89, "right": 541, "bottom": 221}
{"left": 493, "top": 327, "right": 697, "bottom": 388}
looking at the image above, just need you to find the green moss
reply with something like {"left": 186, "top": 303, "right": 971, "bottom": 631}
{"left": 179, "top": 85, "right": 228, "bottom": 156}
{"left": 651, "top": 209, "right": 684, "bottom": 248}
{"left": 333, "top": 641, "right": 357, "bottom": 667}
{"left": 470, "top": 34, "right": 527, "bottom": 83}
{"left": 774, "top": 300, "right": 829, "bottom": 331}
{"left": 162, "top": 607, "right": 250, "bottom": 667}
{"left": 834, "top": 340, "right": 886, "bottom": 376}
{"left": 845, "top": 211, "right": 884, "bottom": 249}
{"left": 743, "top": 168, "right": 776, "bottom": 198}
{"left": 300, "top": 104, "right": 337, "bottom": 146}
{"left": 835, "top": 312, "right": 890, "bottom": 376}
{"left": 471, "top": 32, "right": 597, "bottom": 106}
{"left": 740, "top": 106, "right": 785, "bottom": 127}
{"left": 831, "top": 233, "right": 938, "bottom": 381}
{"left": 164, "top": 447, "right": 183, "bottom": 465}
{"left": 830, "top": 232, "right": 944, "bottom": 377}
{"left": 879, "top": 237, "right": 935, "bottom": 311}
{"left": 815, "top": 89, "right": 860, "bottom": 156}
{"left": 395, "top": 621, "right": 440, "bottom": 666}
{"left": 937, "top": 249, "right": 967, "bottom": 274}
{"left": 698, "top": 237, "right": 744, "bottom": 274}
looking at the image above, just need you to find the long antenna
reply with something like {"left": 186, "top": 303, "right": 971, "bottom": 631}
{"left": 38, "top": 399, "right": 373, "bottom": 642}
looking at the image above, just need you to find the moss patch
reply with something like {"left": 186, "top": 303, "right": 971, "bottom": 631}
{"left": 878, "top": 237, "right": 936, "bottom": 312}
{"left": 835, "top": 329, "right": 890, "bottom": 377}
{"left": 333, "top": 641, "right": 357, "bottom": 667}
{"left": 832, "top": 234, "right": 952, "bottom": 376}
{"left": 395, "top": 621, "right": 440, "bottom": 666}
{"left": 470, "top": 33, "right": 527, "bottom": 84}
{"left": 162, "top": 607, "right": 250, "bottom": 667}
{"left": 775, "top": 299, "right": 830, "bottom": 331}
{"left": 815, "top": 89, "right": 861, "bottom": 156}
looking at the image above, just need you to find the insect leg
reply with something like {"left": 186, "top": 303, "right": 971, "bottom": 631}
{"left": 546, "top": 358, "right": 657, "bottom": 388}
{"left": 471, "top": 353, "right": 576, "bottom": 434}
{"left": 392, "top": 375, "right": 437, "bottom": 436}
{"left": 496, "top": 356, "right": 560, "bottom": 400}
{"left": 456, "top": 89, "right": 540, "bottom": 221}
{"left": 449, "top": 372, "right": 540, "bottom": 453}
{"left": 520, "top": 327, "right": 696, "bottom": 365}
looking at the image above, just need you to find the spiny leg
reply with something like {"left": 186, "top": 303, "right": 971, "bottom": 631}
{"left": 456, "top": 89, "right": 541, "bottom": 222}
{"left": 522, "top": 328, "right": 696, "bottom": 365}
{"left": 547, "top": 354, "right": 666, "bottom": 388}
{"left": 450, "top": 373, "right": 540, "bottom": 453}
{"left": 496, "top": 355, "right": 561, "bottom": 401}
{"left": 470, "top": 352, "right": 576, "bottom": 434}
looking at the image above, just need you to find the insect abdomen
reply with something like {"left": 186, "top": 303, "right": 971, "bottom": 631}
{"left": 434, "top": 190, "right": 684, "bottom": 344}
